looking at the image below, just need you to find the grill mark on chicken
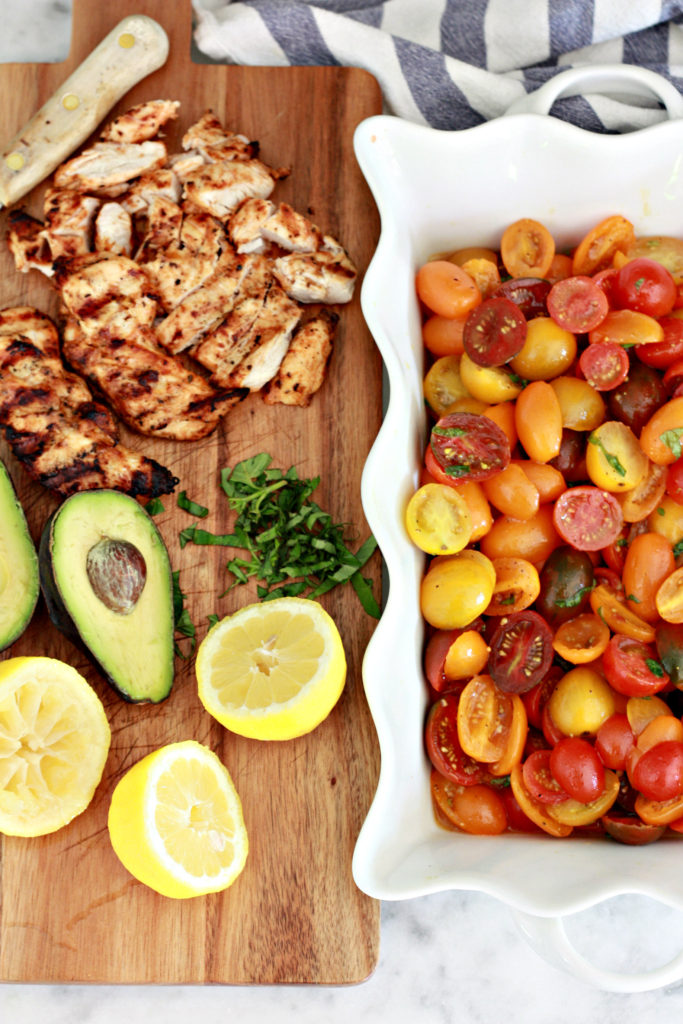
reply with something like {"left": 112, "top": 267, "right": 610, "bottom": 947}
{"left": 99, "top": 99, "right": 180, "bottom": 145}
{"left": 6, "top": 211, "right": 54, "bottom": 276}
{"left": 264, "top": 310, "right": 338, "bottom": 406}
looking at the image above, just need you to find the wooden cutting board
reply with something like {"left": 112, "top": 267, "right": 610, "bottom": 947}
{"left": 0, "top": 0, "right": 382, "bottom": 984}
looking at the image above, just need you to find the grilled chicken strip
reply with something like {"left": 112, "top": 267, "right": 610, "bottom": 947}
{"left": 0, "top": 313, "right": 176, "bottom": 499}
{"left": 43, "top": 188, "right": 101, "bottom": 259}
{"left": 0, "top": 306, "right": 61, "bottom": 357}
{"left": 264, "top": 310, "right": 338, "bottom": 406}
{"left": 272, "top": 245, "right": 357, "bottom": 304}
{"left": 54, "top": 140, "right": 167, "bottom": 192}
{"left": 193, "top": 278, "right": 302, "bottom": 390}
{"left": 182, "top": 110, "right": 259, "bottom": 163}
{"left": 138, "top": 210, "right": 231, "bottom": 311}
{"left": 94, "top": 202, "right": 133, "bottom": 256}
{"left": 121, "top": 167, "right": 182, "bottom": 215}
{"left": 182, "top": 160, "right": 278, "bottom": 221}
{"left": 6, "top": 211, "right": 54, "bottom": 277}
{"left": 99, "top": 99, "right": 180, "bottom": 144}
{"left": 55, "top": 252, "right": 158, "bottom": 342}
{"left": 62, "top": 318, "right": 246, "bottom": 441}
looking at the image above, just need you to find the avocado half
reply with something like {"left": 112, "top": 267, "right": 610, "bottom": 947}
{"left": 39, "top": 489, "right": 175, "bottom": 703}
{"left": 0, "top": 458, "right": 40, "bottom": 652}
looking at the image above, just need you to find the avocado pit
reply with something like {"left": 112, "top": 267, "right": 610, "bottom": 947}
{"left": 86, "top": 537, "right": 147, "bottom": 615}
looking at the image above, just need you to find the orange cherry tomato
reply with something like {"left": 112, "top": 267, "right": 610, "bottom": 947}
{"left": 430, "top": 771, "right": 508, "bottom": 835}
{"left": 552, "top": 613, "right": 610, "bottom": 664}
{"left": 635, "top": 791, "right": 683, "bottom": 826}
{"left": 640, "top": 397, "right": 683, "bottom": 466}
{"left": 513, "top": 460, "right": 566, "bottom": 503}
{"left": 589, "top": 583, "right": 656, "bottom": 643}
{"left": 482, "top": 462, "right": 540, "bottom": 520}
{"left": 457, "top": 674, "right": 514, "bottom": 763}
{"left": 500, "top": 218, "right": 555, "bottom": 278}
{"left": 479, "top": 503, "right": 561, "bottom": 565}
{"left": 637, "top": 715, "right": 683, "bottom": 753}
{"left": 483, "top": 401, "right": 518, "bottom": 450}
{"left": 509, "top": 764, "right": 573, "bottom": 837}
{"left": 486, "top": 556, "right": 541, "bottom": 615}
{"left": 460, "top": 257, "right": 501, "bottom": 298}
{"left": 617, "top": 460, "right": 667, "bottom": 523}
{"left": 422, "top": 314, "right": 467, "bottom": 356}
{"left": 416, "top": 260, "right": 482, "bottom": 319}
{"left": 571, "top": 215, "right": 635, "bottom": 276}
{"left": 514, "top": 380, "right": 563, "bottom": 463}
{"left": 588, "top": 309, "right": 663, "bottom": 347}
{"left": 450, "top": 478, "right": 493, "bottom": 541}
{"left": 547, "top": 252, "right": 573, "bottom": 281}
{"left": 656, "top": 567, "right": 683, "bottom": 623}
{"left": 622, "top": 532, "right": 676, "bottom": 623}
{"left": 489, "top": 694, "right": 528, "bottom": 776}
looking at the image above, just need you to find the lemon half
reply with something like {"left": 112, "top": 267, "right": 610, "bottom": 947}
{"left": 196, "top": 597, "right": 347, "bottom": 741}
{"left": 108, "top": 740, "right": 248, "bottom": 899}
{"left": 0, "top": 656, "right": 110, "bottom": 837}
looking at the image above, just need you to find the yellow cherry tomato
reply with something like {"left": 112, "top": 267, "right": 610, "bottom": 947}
{"left": 423, "top": 354, "right": 469, "bottom": 417}
{"left": 420, "top": 550, "right": 495, "bottom": 629}
{"left": 458, "top": 351, "right": 524, "bottom": 403}
{"left": 550, "top": 375, "right": 606, "bottom": 431}
{"left": 547, "top": 769, "right": 619, "bottom": 826}
{"left": 647, "top": 495, "right": 683, "bottom": 546}
{"left": 585, "top": 420, "right": 649, "bottom": 492}
{"left": 443, "top": 630, "right": 490, "bottom": 679}
{"left": 405, "top": 483, "right": 472, "bottom": 556}
{"left": 655, "top": 567, "right": 683, "bottom": 623}
{"left": 509, "top": 317, "right": 577, "bottom": 381}
{"left": 547, "top": 667, "right": 617, "bottom": 737}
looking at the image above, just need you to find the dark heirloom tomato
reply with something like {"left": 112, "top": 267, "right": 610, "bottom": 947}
{"left": 488, "top": 610, "right": 554, "bottom": 693}
{"left": 612, "top": 257, "right": 677, "bottom": 317}
{"left": 602, "top": 812, "right": 666, "bottom": 846}
{"left": 425, "top": 695, "right": 490, "bottom": 786}
{"left": 553, "top": 486, "right": 624, "bottom": 551}
{"left": 607, "top": 360, "right": 669, "bottom": 435}
{"left": 579, "top": 342, "right": 629, "bottom": 391}
{"left": 462, "top": 296, "right": 527, "bottom": 367}
{"left": 492, "top": 276, "right": 552, "bottom": 319}
{"left": 430, "top": 411, "right": 510, "bottom": 483}
{"left": 536, "top": 545, "right": 595, "bottom": 627}
{"left": 655, "top": 621, "right": 683, "bottom": 687}
{"left": 602, "top": 634, "right": 670, "bottom": 696}
{"left": 547, "top": 275, "right": 609, "bottom": 333}
{"left": 549, "top": 429, "right": 588, "bottom": 483}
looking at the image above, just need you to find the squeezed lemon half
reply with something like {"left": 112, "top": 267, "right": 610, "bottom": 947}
{"left": 107, "top": 740, "right": 248, "bottom": 899}
{"left": 0, "top": 656, "right": 110, "bottom": 837}
{"left": 195, "top": 597, "right": 347, "bottom": 741}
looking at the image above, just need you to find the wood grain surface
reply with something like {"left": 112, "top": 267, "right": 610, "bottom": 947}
{"left": 0, "top": 0, "right": 383, "bottom": 984}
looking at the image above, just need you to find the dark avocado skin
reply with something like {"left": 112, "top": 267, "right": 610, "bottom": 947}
{"left": 38, "top": 492, "right": 175, "bottom": 704}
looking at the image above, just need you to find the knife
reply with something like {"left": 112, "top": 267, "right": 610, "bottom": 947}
{"left": 0, "top": 14, "right": 169, "bottom": 209}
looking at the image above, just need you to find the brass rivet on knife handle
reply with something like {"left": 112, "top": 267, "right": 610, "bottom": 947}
{"left": 0, "top": 14, "right": 169, "bottom": 209}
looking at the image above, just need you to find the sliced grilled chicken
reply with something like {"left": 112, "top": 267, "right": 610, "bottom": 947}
{"left": 54, "top": 140, "right": 167, "bottom": 192}
{"left": 43, "top": 188, "right": 101, "bottom": 259}
{"left": 261, "top": 202, "right": 323, "bottom": 253}
{"left": 62, "top": 318, "right": 246, "bottom": 441}
{"left": 99, "top": 99, "right": 180, "bottom": 144}
{"left": 182, "top": 160, "right": 277, "bottom": 221}
{"left": 264, "top": 310, "right": 338, "bottom": 406}
{"left": 169, "top": 149, "right": 207, "bottom": 181}
{"left": 194, "top": 279, "right": 301, "bottom": 391}
{"left": 55, "top": 252, "right": 158, "bottom": 342}
{"left": 182, "top": 110, "right": 259, "bottom": 163}
{"left": 134, "top": 196, "right": 183, "bottom": 259}
{"left": 0, "top": 306, "right": 61, "bottom": 357}
{"left": 140, "top": 212, "right": 233, "bottom": 312}
{"left": 94, "top": 202, "right": 133, "bottom": 256}
{"left": 6, "top": 212, "right": 54, "bottom": 276}
{"left": 228, "top": 197, "right": 275, "bottom": 254}
{"left": 155, "top": 251, "right": 271, "bottom": 354}
{"left": 0, "top": 324, "right": 176, "bottom": 499}
{"left": 121, "top": 167, "right": 182, "bottom": 215}
{"left": 272, "top": 247, "right": 357, "bottom": 304}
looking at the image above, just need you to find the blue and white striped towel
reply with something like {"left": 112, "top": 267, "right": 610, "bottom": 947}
{"left": 193, "top": 0, "right": 683, "bottom": 131}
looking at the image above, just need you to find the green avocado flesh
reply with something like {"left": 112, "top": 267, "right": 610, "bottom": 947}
{"left": 40, "top": 489, "right": 175, "bottom": 703}
{"left": 0, "top": 459, "right": 39, "bottom": 652}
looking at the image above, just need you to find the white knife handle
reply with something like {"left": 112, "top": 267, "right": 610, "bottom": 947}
{"left": 0, "top": 14, "right": 169, "bottom": 208}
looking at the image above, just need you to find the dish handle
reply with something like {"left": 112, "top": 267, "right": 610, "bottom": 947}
{"left": 512, "top": 907, "right": 683, "bottom": 993}
{"left": 503, "top": 63, "right": 683, "bottom": 121}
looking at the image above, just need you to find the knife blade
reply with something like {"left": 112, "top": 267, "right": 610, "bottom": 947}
{"left": 0, "top": 14, "right": 169, "bottom": 209}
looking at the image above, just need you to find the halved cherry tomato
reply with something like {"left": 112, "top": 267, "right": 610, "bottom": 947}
{"left": 585, "top": 420, "right": 648, "bottom": 493}
{"left": 550, "top": 736, "right": 605, "bottom": 803}
{"left": 425, "top": 695, "right": 490, "bottom": 785}
{"left": 655, "top": 566, "right": 683, "bottom": 623}
{"left": 656, "top": 621, "right": 683, "bottom": 687}
{"left": 553, "top": 486, "right": 624, "bottom": 551}
{"left": 522, "top": 749, "right": 567, "bottom": 804}
{"left": 547, "top": 275, "right": 609, "bottom": 333}
{"left": 416, "top": 260, "right": 482, "bottom": 319}
{"left": 430, "top": 771, "right": 508, "bottom": 835}
{"left": 622, "top": 532, "right": 676, "bottom": 622}
{"left": 635, "top": 790, "right": 683, "bottom": 826}
{"left": 509, "top": 763, "right": 573, "bottom": 836}
{"left": 424, "top": 626, "right": 484, "bottom": 692}
{"left": 487, "top": 610, "right": 554, "bottom": 693}
{"left": 462, "top": 296, "right": 527, "bottom": 367}
{"left": 602, "top": 813, "right": 665, "bottom": 845}
{"left": 579, "top": 342, "right": 629, "bottom": 391}
{"left": 460, "top": 257, "right": 501, "bottom": 299}
{"left": 589, "top": 309, "right": 663, "bottom": 348}
{"left": 612, "top": 257, "right": 677, "bottom": 317}
{"left": 489, "top": 693, "right": 528, "bottom": 777}
{"left": 619, "top": 235, "right": 683, "bottom": 284}
{"left": 500, "top": 218, "right": 555, "bottom": 279}
{"left": 457, "top": 674, "right": 514, "bottom": 763}
{"left": 423, "top": 354, "right": 469, "bottom": 417}
{"left": 552, "top": 613, "right": 610, "bottom": 664}
{"left": 631, "top": 741, "right": 683, "bottom": 801}
{"left": 500, "top": 786, "right": 544, "bottom": 833}
{"left": 635, "top": 316, "right": 683, "bottom": 368}
{"left": 667, "top": 457, "right": 683, "bottom": 504}
{"left": 639, "top": 397, "right": 683, "bottom": 466}
{"left": 486, "top": 556, "right": 540, "bottom": 615}
{"left": 595, "top": 713, "right": 635, "bottom": 770}
{"left": 602, "top": 634, "right": 670, "bottom": 697}
{"left": 546, "top": 769, "right": 619, "bottom": 825}
{"left": 572, "top": 215, "right": 635, "bottom": 276}
{"left": 430, "top": 411, "right": 511, "bottom": 483}
{"left": 617, "top": 460, "right": 667, "bottom": 523}
{"left": 522, "top": 667, "right": 562, "bottom": 730}
{"left": 636, "top": 715, "right": 683, "bottom": 753}
{"left": 404, "top": 483, "right": 473, "bottom": 555}
{"left": 492, "top": 277, "right": 551, "bottom": 319}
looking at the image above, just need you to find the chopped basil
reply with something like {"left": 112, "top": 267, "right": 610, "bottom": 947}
{"left": 177, "top": 490, "right": 209, "bottom": 518}
{"left": 660, "top": 428, "right": 683, "bottom": 459}
{"left": 588, "top": 433, "right": 626, "bottom": 476}
{"left": 145, "top": 497, "right": 165, "bottom": 516}
{"left": 645, "top": 659, "right": 665, "bottom": 678}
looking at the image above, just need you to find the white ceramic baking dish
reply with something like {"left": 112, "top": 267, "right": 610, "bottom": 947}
{"left": 352, "top": 65, "right": 683, "bottom": 993}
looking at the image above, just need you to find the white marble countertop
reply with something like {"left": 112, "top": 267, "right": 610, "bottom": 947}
{"left": 3, "top": 2, "right": 683, "bottom": 1020}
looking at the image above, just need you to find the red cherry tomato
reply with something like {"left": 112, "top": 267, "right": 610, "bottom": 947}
{"left": 522, "top": 749, "right": 568, "bottom": 804}
{"left": 429, "top": 411, "right": 511, "bottom": 483}
{"left": 487, "top": 610, "right": 554, "bottom": 694}
{"left": 635, "top": 316, "right": 683, "bottom": 369}
{"left": 666, "top": 456, "right": 683, "bottom": 504}
{"left": 602, "top": 813, "right": 665, "bottom": 845}
{"left": 492, "top": 277, "right": 552, "bottom": 319}
{"left": 602, "top": 634, "right": 670, "bottom": 697}
{"left": 549, "top": 736, "right": 605, "bottom": 803}
{"left": 579, "top": 341, "right": 630, "bottom": 391}
{"left": 462, "top": 296, "right": 527, "bottom": 367}
{"left": 547, "top": 275, "right": 609, "bottom": 333}
{"left": 613, "top": 257, "right": 677, "bottom": 317}
{"left": 553, "top": 486, "right": 624, "bottom": 551}
{"left": 595, "top": 713, "right": 635, "bottom": 770}
{"left": 631, "top": 740, "right": 683, "bottom": 801}
{"left": 425, "top": 695, "right": 491, "bottom": 786}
